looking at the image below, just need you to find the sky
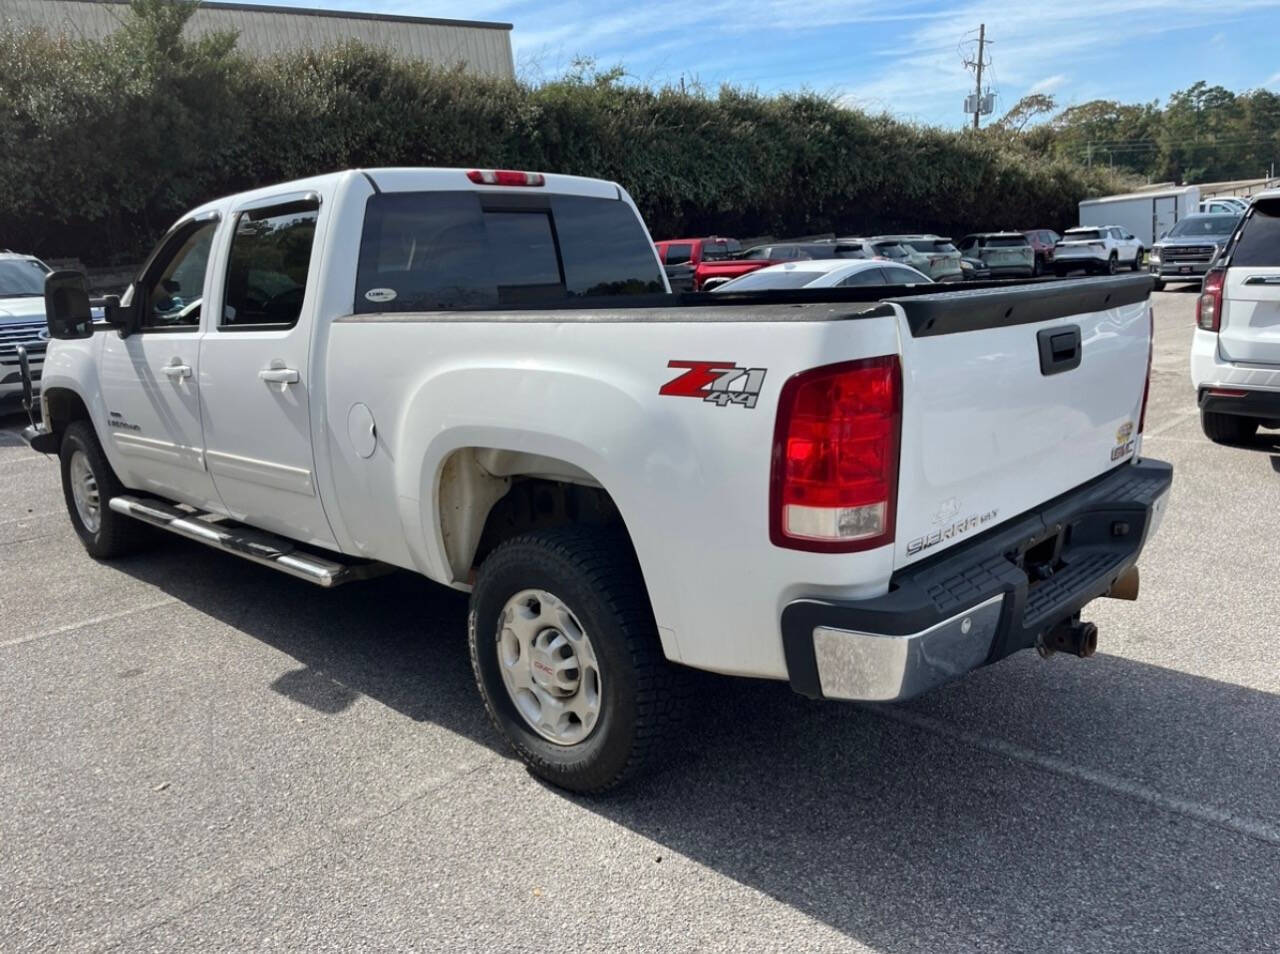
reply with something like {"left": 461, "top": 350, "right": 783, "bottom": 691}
{"left": 247, "top": 0, "right": 1280, "bottom": 128}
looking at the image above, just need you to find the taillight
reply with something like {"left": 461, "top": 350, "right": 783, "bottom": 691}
{"left": 1197, "top": 268, "right": 1225, "bottom": 331}
{"left": 1139, "top": 306, "right": 1153, "bottom": 433}
{"left": 466, "top": 169, "right": 546, "bottom": 187}
{"left": 770, "top": 356, "right": 902, "bottom": 552}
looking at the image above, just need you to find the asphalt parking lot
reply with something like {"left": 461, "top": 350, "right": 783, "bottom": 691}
{"left": 3, "top": 287, "right": 1280, "bottom": 953}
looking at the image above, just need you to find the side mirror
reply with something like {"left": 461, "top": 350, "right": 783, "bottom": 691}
{"left": 43, "top": 270, "right": 95, "bottom": 340}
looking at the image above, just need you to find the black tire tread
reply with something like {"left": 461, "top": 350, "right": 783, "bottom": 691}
{"left": 469, "top": 526, "right": 690, "bottom": 793}
{"left": 1201, "top": 410, "right": 1258, "bottom": 445}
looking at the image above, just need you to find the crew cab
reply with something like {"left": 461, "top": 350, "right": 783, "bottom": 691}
{"left": 654, "top": 236, "right": 741, "bottom": 292}
{"left": 23, "top": 168, "right": 1171, "bottom": 793}
{"left": 1054, "top": 226, "right": 1144, "bottom": 276}
{"left": 1191, "top": 191, "right": 1280, "bottom": 443}
{"left": 1, "top": 252, "right": 52, "bottom": 406}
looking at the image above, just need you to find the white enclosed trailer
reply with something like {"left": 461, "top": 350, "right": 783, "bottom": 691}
{"left": 1079, "top": 186, "right": 1200, "bottom": 247}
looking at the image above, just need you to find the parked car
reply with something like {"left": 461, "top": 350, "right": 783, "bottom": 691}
{"left": 960, "top": 256, "right": 992, "bottom": 281}
{"left": 871, "top": 235, "right": 963, "bottom": 282}
{"left": 655, "top": 236, "right": 741, "bottom": 292}
{"left": 1023, "top": 229, "right": 1060, "bottom": 276}
{"left": 825, "top": 237, "right": 914, "bottom": 262}
{"left": 1191, "top": 190, "right": 1280, "bottom": 444}
{"left": 24, "top": 167, "right": 1170, "bottom": 794}
{"left": 0, "top": 252, "right": 52, "bottom": 406}
{"left": 711, "top": 258, "right": 931, "bottom": 292}
{"left": 957, "top": 232, "right": 1035, "bottom": 278}
{"left": 1149, "top": 213, "right": 1241, "bottom": 290}
{"left": 1199, "top": 197, "right": 1249, "bottom": 215}
{"left": 1053, "top": 226, "right": 1144, "bottom": 276}
{"left": 692, "top": 241, "right": 861, "bottom": 291}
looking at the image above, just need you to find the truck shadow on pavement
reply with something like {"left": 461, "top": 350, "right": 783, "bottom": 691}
{"left": 113, "top": 539, "right": 1280, "bottom": 953}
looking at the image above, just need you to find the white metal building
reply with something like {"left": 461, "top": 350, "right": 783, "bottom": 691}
{"left": 0, "top": 0, "right": 515, "bottom": 79}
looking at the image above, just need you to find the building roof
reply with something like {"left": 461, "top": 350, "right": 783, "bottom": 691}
{"left": 65, "top": 0, "right": 511, "bottom": 30}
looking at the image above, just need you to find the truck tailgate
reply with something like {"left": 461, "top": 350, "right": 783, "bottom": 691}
{"left": 889, "top": 276, "right": 1152, "bottom": 569}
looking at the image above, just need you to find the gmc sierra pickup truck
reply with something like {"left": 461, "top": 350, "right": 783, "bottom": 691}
{"left": 23, "top": 167, "right": 1171, "bottom": 793}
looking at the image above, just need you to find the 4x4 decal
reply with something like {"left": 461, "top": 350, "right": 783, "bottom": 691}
{"left": 659, "top": 360, "right": 767, "bottom": 409}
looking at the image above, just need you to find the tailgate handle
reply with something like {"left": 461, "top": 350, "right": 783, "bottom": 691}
{"left": 1037, "top": 325, "right": 1081, "bottom": 376}
{"left": 1244, "top": 276, "right": 1280, "bottom": 285}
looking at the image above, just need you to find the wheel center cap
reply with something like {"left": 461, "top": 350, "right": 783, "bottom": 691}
{"left": 529, "top": 628, "right": 579, "bottom": 695}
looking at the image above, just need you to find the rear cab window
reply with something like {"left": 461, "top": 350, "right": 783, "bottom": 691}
{"left": 355, "top": 191, "right": 664, "bottom": 311}
{"left": 663, "top": 243, "right": 694, "bottom": 266}
{"left": 1230, "top": 199, "right": 1280, "bottom": 267}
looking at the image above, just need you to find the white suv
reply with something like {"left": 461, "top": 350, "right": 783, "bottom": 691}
{"left": 1190, "top": 190, "right": 1280, "bottom": 443}
{"left": 1053, "top": 226, "right": 1144, "bottom": 276}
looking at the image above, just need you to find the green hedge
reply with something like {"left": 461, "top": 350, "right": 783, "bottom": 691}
{"left": 0, "top": 2, "right": 1124, "bottom": 265}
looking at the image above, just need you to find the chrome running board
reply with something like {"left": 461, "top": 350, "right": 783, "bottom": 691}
{"left": 108, "top": 495, "right": 389, "bottom": 588}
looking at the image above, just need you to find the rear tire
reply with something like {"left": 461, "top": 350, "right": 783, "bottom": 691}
{"left": 59, "top": 420, "right": 154, "bottom": 558}
{"left": 469, "top": 526, "right": 689, "bottom": 793}
{"left": 1201, "top": 411, "right": 1258, "bottom": 445}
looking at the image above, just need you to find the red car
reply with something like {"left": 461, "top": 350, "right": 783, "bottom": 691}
{"left": 654, "top": 237, "right": 742, "bottom": 291}
{"left": 692, "top": 241, "right": 863, "bottom": 291}
{"left": 1022, "top": 229, "right": 1061, "bottom": 276}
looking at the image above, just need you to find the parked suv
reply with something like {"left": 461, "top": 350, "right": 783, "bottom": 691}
{"left": 0, "top": 252, "right": 52, "bottom": 405}
{"left": 1149, "top": 213, "right": 1240, "bottom": 290}
{"left": 957, "top": 232, "right": 1035, "bottom": 278}
{"left": 1054, "top": 226, "right": 1144, "bottom": 276}
{"left": 871, "top": 235, "right": 963, "bottom": 282}
{"left": 1023, "top": 229, "right": 1060, "bottom": 276}
{"left": 1190, "top": 191, "right": 1280, "bottom": 444}
{"left": 655, "top": 236, "right": 741, "bottom": 292}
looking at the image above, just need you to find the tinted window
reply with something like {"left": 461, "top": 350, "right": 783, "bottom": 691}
{"left": 905, "top": 239, "right": 957, "bottom": 253}
{"left": 985, "top": 236, "right": 1030, "bottom": 248}
{"left": 1231, "top": 199, "right": 1280, "bottom": 267}
{"left": 716, "top": 268, "right": 820, "bottom": 291}
{"left": 741, "top": 247, "right": 772, "bottom": 260}
{"left": 1167, "top": 215, "right": 1239, "bottom": 237}
{"left": 141, "top": 222, "right": 216, "bottom": 329}
{"left": 883, "top": 266, "right": 928, "bottom": 283}
{"left": 1065, "top": 230, "right": 1103, "bottom": 241}
{"left": 0, "top": 260, "right": 44, "bottom": 297}
{"left": 355, "top": 192, "right": 663, "bottom": 312}
{"left": 872, "top": 242, "right": 910, "bottom": 259}
{"left": 664, "top": 243, "right": 694, "bottom": 266}
{"left": 222, "top": 201, "right": 318, "bottom": 330}
{"left": 837, "top": 267, "right": 886, "bottom": 287}
{"left": 701, "top": 240, "right": 740, "bottom": 260}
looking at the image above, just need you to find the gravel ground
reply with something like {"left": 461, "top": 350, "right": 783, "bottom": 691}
{"left": 2, "top": 287, "right": 1279, "bottom": 953}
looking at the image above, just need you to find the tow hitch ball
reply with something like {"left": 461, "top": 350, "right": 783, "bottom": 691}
{"left": 1037, "top": 617, "right": 1099, "bottom": 659}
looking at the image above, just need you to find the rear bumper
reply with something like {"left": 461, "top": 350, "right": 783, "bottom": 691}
{"left": 1198, "top": 387, "right": 1280, "bottom": 419}
{"left": 987, "top": 265, "right": 1034, "bottom": 278}
{"left": 782, "top": 459, "right": 1173, "bottom": 702}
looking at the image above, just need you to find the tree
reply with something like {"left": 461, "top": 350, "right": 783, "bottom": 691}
{"left": 997, "top": 93, "right": 1057, "bottom": 132}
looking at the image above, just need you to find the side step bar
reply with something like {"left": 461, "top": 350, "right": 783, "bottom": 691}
{"left": 108, "top": 495, "right": 390, "bottom": 588}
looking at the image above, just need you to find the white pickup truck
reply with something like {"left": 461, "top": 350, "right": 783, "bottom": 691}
{"left": 23, "top": 168, "right": 1172, "bottom": 792}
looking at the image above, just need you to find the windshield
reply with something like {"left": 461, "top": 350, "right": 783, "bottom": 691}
{"left": 0, "top": 259, "right": 46, "bottom": 298}
{"left": 714, "top": 269, "right": 820, "bottom": 291}
{"left": 1167, "top": 215, "right": 1239, "bottom": 238}
{"left": 1064, "top": 230, "right": 1103, "bottom": 241}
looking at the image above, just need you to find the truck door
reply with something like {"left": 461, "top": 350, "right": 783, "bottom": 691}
{"left": 98, "top": 214, "right": 223, "bottom": 509}
{"left": 196, "top": 192, "right": 338, "bottom": 549}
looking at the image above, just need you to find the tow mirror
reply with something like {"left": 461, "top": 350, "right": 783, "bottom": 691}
{"left": 43, "top": 271, "right": 95, "bottom": 340}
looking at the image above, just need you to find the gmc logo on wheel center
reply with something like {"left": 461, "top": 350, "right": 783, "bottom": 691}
{"left": 659, "top": 360, "right": 768, "bottom": 409}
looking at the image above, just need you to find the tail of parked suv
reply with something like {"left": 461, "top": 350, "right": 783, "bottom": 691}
{"left": 1190, "top": 192, "right": 1280, "bottom": 443}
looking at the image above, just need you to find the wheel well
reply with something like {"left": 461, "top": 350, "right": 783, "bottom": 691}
{"left": 42, "top": 387, "right": 91, "bottom": 436}
{"left": 437, "top": 448, "right": 628, "bottom": 583}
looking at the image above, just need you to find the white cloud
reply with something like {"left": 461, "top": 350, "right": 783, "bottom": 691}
{"left": 1029, "top": 74, "right": 1069, "bottom": 95}
{"left": 1267, "top": 71, "right": 1280, "bottom": 89}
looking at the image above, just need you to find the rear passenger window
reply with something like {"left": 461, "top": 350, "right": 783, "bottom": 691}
{"left": 1232, "top": 200, "right": 1280, "bottom": 267}
{"left": 838, "top": 267, "right": 886, "bottom": 286}
{"left": 221, "top": 200, "right": 319, "bottom": 330}
{"left": 355, "top": 191, "right": 664, "bottom": 312}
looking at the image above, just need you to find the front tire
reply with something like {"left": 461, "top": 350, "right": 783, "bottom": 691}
{"left": 469, "top": 527, "right": 688, "bottom": 793}
{"left": 59, "top": 420, "right": 154, "bottom": 558}
{"left": 1201, "top": 411, "right": 1258, "bottom": 445}
{"left": 1107, "top": 254, "right": 1118, "bottom": 275}
{"left": 1132, "top": 248, "right": 1144, "bottom": 271}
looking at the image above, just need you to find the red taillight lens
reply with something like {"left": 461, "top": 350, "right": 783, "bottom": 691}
{"left": 1139, "top": 306, "right": 1154, "bottom": 433}
{"left": 466, "top": 169, "right": 546, "bottom": 187}
{"left": 770, "top": 356, "right": 901, "bottom": 552}
{"left": 1198, "top": 268, "right": 1225, "bottom": 332}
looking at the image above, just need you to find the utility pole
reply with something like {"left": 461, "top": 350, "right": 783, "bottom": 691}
{"left": 972, "top": 23, "right": 985, "bottom": 130}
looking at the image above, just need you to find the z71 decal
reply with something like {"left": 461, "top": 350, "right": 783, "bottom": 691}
{"left": 659, "top": 360, "right": 767, "bottom": 409}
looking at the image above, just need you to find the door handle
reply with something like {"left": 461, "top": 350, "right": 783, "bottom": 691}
{"left": 163, "top": 363, "right": 192, "bottom": 379}
{"left": 259, "top": 367, "right": 300, "bottom": 384}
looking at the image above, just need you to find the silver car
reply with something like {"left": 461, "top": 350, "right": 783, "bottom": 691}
{"left": 957, "top": 232, "right": 1035, "bottom": 278}
{"left": 868, "top": 235, "right": 963, "bottom": 282}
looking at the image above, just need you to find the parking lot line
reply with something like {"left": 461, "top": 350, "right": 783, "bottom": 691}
{"left": 0, "top": 597, "right": 178, "bottom": 650}
{"left": 869, "top": 703, "right": 1280, "bottom": 848}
